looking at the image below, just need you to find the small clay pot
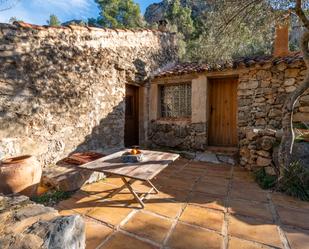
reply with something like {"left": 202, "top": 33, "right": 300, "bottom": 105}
{"left": 0, "top": 155, "right": 42, "bottom": 197}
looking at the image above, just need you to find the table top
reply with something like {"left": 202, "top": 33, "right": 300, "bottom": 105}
{"left": 78, "top": 149, "right": 179, "bottom": 181}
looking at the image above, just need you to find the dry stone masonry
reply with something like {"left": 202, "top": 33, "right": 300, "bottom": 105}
{"left": 237, "top": 61, "right": 309, "bottom": 130}
{"left": 0, "top": 22, "right": 177, "bottom": 166}
{"left": 237, "top": 61, "right": 309, "bottom": 171}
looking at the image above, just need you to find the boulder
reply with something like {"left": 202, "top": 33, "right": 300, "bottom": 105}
{"left": 0, "top": 194, "right": 86, "bottom": 249}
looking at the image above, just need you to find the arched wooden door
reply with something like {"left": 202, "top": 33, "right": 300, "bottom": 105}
{"left": 208, "top": 77, "right": 238, "bottom": 147}
{"left": 125, "top": 84, "right": 139, "bottom": 147}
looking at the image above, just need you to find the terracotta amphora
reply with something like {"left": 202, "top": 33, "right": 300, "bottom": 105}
{"left": 0, "top": 155, "right": 42, "bottom": 197}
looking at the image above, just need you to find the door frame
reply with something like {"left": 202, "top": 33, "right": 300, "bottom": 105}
{"left": 124, "top": 84, "right": 139, "bottom": 147}
{"left": 206, "top": 76, "right": 239, "bottom": 147}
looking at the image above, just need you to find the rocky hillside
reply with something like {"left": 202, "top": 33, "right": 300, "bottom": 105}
{"left": 144, "top": 0, "right": 211, "bottom": 24}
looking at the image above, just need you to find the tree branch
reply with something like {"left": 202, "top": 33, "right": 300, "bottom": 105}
{"left": 294, "top": 0, "right": 309, "bottom": 30}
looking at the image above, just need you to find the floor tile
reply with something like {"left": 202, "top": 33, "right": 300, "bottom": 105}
{"left": 149, "top": 188, "right": 190, "bottom": 202}
{"left": 228, "top": 215, "right": 282, "bottom": 248}
{"left": 84, "top": 218, "right": 113, "bottom": 249}
{"left": 57, "top": 192, "right": 101, "bottom": 215}
{"left": 81, "top": 182, "right": 119, "bottom": 197}
{"left": 154, "top": 177, "right": 195, "bottom": 191}
{"left": 228, "top": 236, "right": 273, "bottom": 249}
{"left": 283, "top": 227, "right": 309, "bottom": 249}
{"left": 167, "top": 222, "right": 222, "bottom": 249}
{"left": 230, "top": 187, "right": 268, "bottom": 203}
{"left": 144, "top": 199, "right": 184, "bottom": 219}
{"left": 179, "top": 205, "right": 224, "bottom": 232}
{"left": 102, "top": 232, "right": 159, "bottom": 249}
{"left": 271, "top": 193, "right": 309, "bottom": 211}
{"left": 193, "top": 181, "right": 228, "bottom": 197}
{"left": 86, "top": 205, "right": 133, "bottom": 227}
{"left": 104, "top": 177, "right": 124, "bottom": 186}
{"left": 200, "top": 175, "right": 231, "bottom": 186}
{"left": 232, "top": 169, "right": 256, "bottom": 182}
{"left": 228, "top": 199, "right": 273, "bottom": 221}
{"left": 188, "top": 192, "right": 226, "bottom": 211}
{"left": 121, "top": 211, "right": 172, "bottom": 243}
{"left": 276, "top": 206, "right": 309, "bottom": 230}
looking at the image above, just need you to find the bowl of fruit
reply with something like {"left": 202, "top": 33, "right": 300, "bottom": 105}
{"left": 121, "top": 147, "right": 144, "bottom": 163}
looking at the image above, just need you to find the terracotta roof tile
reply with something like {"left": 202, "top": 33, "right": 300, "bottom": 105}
{"left": 154, "top": 52, "right": 303, "bottom": 78}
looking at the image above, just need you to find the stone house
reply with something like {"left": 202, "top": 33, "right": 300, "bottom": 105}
{"left": 0, "top": 21, "right": 308, "bottom": 173}
{"left": 145, "top": 24, "right": 309, "bottom": 171}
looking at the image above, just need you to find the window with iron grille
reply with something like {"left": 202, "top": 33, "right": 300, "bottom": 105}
{"left": 160, "top": 82, "right": 192, "bottom": 118}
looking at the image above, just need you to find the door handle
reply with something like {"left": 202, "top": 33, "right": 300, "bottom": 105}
{"left": 211, "top": 105, "right": 214, "bottom": 114}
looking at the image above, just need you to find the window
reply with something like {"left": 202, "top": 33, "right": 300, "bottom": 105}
{"left": 160, "top": 82, "right": 192, "bottom": 118}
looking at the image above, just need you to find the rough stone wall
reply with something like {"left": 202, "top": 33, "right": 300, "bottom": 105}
{"left": 0, "top": 23, "right": 177, "bottom": 166}
{"left": 239, "top": 128, "right": 278, "bottom": 172}
{"left": 237, "top": 61, "right": 309, "bottom": 130}
{"left": 238, "top": 61, "right": 309, "bottom": 171}
{"left": 149, "top": 122, "right": 207, "bottom": 151}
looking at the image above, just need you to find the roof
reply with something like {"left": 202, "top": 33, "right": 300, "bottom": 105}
{"left": 153, "top": 52, "right": 303, "bottom": 78}
{"left": 3, "top": 21, "right": 167, "bottom": 34}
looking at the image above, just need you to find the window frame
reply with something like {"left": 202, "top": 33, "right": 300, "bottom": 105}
{"left": 158, "top": 81, "right": 192, "bottom": 121}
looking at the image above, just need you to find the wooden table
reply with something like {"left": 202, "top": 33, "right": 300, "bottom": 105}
{"left": 78, "top": 149, "right": 179, "bottom": 208}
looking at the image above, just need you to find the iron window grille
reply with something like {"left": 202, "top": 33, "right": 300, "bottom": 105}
{"left": 160, "top": 82, "right": 192, "bottom": 118}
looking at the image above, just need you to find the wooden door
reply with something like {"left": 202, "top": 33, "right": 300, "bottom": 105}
{"left": 208, "top": 77, "right": 238, "bottom": 146}
{"left": 125, "top": 84, "right": 139, "bottom": 147}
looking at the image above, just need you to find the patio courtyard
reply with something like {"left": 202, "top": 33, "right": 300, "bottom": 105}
{"left": 56, "top": 158, "right": 309, "bottom": 249}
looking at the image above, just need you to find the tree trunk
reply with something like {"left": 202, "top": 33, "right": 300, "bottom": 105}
{"left": 278, "top": 30, "right": 309, "bottom": 176}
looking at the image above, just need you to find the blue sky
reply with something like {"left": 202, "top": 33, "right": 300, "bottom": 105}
{"left": 0, "top": 0, "right": 160, "bottom": 24}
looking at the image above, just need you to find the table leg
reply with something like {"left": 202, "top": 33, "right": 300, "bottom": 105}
{"left": 121, "top": 177, "right": 145, "bottom": 209}
{"left": 147, "top": 180, "right": 159, "bottom": 194}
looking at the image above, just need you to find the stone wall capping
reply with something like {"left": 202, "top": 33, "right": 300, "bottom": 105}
{"left": 8, "top": 21, "right": 170, "bottom": 35}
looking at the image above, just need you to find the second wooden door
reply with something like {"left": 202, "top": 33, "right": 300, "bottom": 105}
{"left": 208, "top": 77, "right": 238, "bottom": 147}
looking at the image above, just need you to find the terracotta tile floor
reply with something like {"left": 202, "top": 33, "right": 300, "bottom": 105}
{"left": 56, "top": 159, "right": 309, "bottom": 249}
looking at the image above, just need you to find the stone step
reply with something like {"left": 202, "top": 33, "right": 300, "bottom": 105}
{"left": 194, "top": 149, "right": 238, "bottom": 166}
{"left": 205, "top": 146, "right": 239, "bottom": 156}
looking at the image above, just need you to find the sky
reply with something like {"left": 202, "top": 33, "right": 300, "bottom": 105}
{"left": 0, "top": 0, "right": 161, "bottom": 24}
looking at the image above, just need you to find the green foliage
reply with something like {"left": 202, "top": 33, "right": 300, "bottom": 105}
{"left": 31, "top": 190, "right": 74, "bottom": 206}
{"left": 279, "top": 161, "right": 309, "bottom": 201}
{"left": 47, "top": 14, "right": 61, "bottom": 27}
{"left": 159, "top": 0, "right": 275, "bottom": 62}
{"left": 92, "top": 0, "right": 145, "bottom": 28}
{"left": 9, "top": 16, "right": 22, "bottom": 23}
{"left": 166, "top": 0, "right": 195, "bottom": 39}
{"left": 253, "top": 168, "right": 277, "bottom": 190}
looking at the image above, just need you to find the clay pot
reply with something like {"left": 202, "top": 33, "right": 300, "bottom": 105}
{"left": 0, "top": 155, "right": 42, "bottom": 197}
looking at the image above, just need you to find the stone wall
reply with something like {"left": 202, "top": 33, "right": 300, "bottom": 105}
{"left": 239, "top": 128, "right": 278, "bottom": 172}
{"left": 237, "top": 61, "right": 309, "bottom": 171}
{"left": 149, "top": 121, "right": 207, "bottom": 151}
{"left": 0, "top": 22, "right": 177, "bottom": 166}
{"left": 237, "top": 61, "right": 309, "bottom": 130}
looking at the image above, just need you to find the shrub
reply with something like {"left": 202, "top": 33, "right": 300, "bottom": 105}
{"left": 31, "top": 190, "right": 74, "bottom": 206}
{"left": 279, "top": 161, "right": 309, "bottom": 201}
{"left": 253, "top": 168, "right": 277, "bottom": 190}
